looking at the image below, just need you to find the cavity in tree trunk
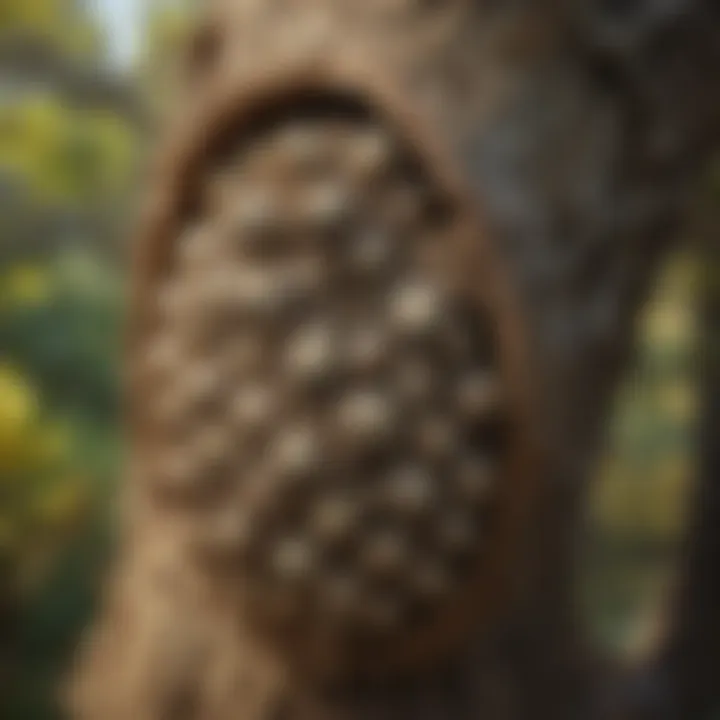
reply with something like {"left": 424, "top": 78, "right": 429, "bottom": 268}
{"left": 72, "top": 2, "right": 720, "bottom": 718}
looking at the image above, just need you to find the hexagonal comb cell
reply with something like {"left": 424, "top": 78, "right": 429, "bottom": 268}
{"left": 135, "top": 96, "right": 520, "bottom": 670}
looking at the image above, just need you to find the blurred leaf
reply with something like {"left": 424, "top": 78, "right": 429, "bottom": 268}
{"left": 32, "top": 475, "right": 89, "bottom": 534}
{"left": 0, "top": 0, "right": 103, "bottom": 62}
{"left": 0, "top": 363, "right": 40, "bottom": 458}
{"left": 585, "top": 250, "right": 701, "bottom": 655}
{"left": 1, "top": 264, "right": 53, "bottom": 308}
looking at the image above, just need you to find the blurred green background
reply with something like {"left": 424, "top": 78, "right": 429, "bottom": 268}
{"left": 0, "top": 1, "right": 709, "bottom": 717}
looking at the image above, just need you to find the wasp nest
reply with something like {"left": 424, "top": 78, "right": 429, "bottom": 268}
{"left": 137, "top": 105, "right": 509, "bottom": 663}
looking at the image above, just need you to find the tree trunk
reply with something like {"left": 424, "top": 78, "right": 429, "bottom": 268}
{"left": 71, "top": 2, "right": 720, "bottom": 719}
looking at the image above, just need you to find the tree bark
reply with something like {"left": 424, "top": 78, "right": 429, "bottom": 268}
{"left": 72, "top": 2, "right": 720, "bottom": 718}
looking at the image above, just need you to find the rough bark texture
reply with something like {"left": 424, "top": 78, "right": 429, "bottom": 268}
{"left": 72, "top": 2, "right": 720, "bottom": 719}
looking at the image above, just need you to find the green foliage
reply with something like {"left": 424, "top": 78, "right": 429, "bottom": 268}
{"left": 0, "top": 0, "right": 103, "bottom": 61}
{"left": 584, "top": 253, "right": 701, "bottom": 653}
{"left": 0, "top": 98, "right": 136, "bottom": 205}
{"left": 0, "top": 255, "right": 123, "bottom": 420}
{"left": 0, "top": 249, "right": 123, "bottom": 603}
{"left": 0, "top": 2, "right": 132, "bottom": 717}
{"left": 7, "top": 510, "right": 115, "bottom": 720}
